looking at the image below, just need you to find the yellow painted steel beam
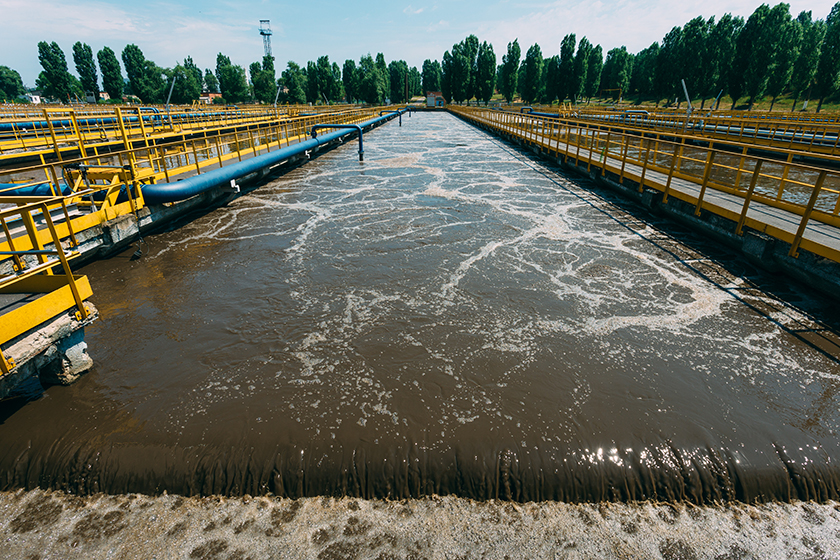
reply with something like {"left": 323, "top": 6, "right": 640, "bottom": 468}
{"left": 0, "top": 274, "right": 93, "bottom": 346}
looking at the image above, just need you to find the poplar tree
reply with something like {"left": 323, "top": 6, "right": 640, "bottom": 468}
{"left": 343, "top": 59, "right": 358, "bottom": 102}
{"left": 461, "top": 34, "right": 480, "bottom": 102}
{"left": 215, "top": 53, "right": 249, "bottom": 103}
{"left": 375, "top": 53, "right": 390, "bottom": 100}
{"left": 500, "top": 39, "right": 521, "bottom": 103}
{"left": 767, "top": 9, "right": 802, "bottom": 110}
{"left": 558, "top": 34, "right": 576, "bottom": 101}
{"left": 72, "top": 42, "right": 98, "bottom": 97}
{"left": 97, "top": 47, "right": 123, "bottom": 101}
{"left": 790, "top": 12, "right": 825, "bottom": 110}
{"left": 708, "top": 14, "right": 743, "bottom": 109}
{"left": 815, "top": 2, "right": 840, "bottom": 112}
{"left": 204, "top": 69, "right": 219, "bottom": 94}
{"left": 421, "top": 59, "right": 441, "bottom": 93}
{"left": 572, "top": 38, "right": 592, "bottom": 103}
{"left": 544, "top": 56, "right": 561, "bottom": 103}
{"left": 629, "top": 43, "right": 658, "bottom": 104}
{"left": 281, "top": 61, "right": 307, "bottom": 104}
{"left": 476, "top": 41, "right": 497, "bottom": 104}
{"left": 655, "top": 27, "right": 684, "bottom": 105}
{"left": 37, "top": 41, "right": 73, "bottom": 101}
{"left": 388, "top": 60, "right": 409, "bottom": 103}
{"left": 584, "top": 45, "right": 603, "bottom": 102}
{"left": 521, "top": 44, "right": 544, "bottom": 104}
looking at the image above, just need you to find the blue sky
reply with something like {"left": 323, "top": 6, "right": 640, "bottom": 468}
{"left": 2, "top": 0, "right": 837, "bottom": 88}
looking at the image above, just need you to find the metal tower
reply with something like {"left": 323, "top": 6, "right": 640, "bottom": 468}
{"left": 259, "top": 20, "right": 272, "bottom": 58}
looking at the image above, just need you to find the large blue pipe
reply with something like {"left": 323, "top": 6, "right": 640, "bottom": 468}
{"left": 142, "top": 111, "right": 404, "bottom": 205}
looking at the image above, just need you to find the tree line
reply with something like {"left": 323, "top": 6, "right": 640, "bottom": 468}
{"left": 427, "top": 2, "right": 840, "bottom": 112}
{"left": 5, "top": 2, "right": 840, "bottom": 111}
{"left": 0, "top": 41, "right": 424, "bottom": 105}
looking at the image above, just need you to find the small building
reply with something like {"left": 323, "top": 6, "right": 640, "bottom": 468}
{"left": 426, "top": 92, "right": 446, "bottom": 107}
{"left": 198, "top": 92, "right": 223, "bottom": 105}
{"left": 25, "top": 92, "right": 41, "bottom": 104}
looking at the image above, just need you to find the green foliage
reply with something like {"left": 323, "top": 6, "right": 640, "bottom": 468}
{"left": 681, "top": 16, "right": 712, "bottom": 102}
{"left": 446, "top": 42, "right": 470, "bottom": 103}
{"left": 250, "top": 55, "right": 277, "bottom": 103}
{"left": 815, "top": 2, "right": 840, "bottom": 111}
{"left": 342, "top": 59, "right": 358, "bottom": 102}
{"left": 655, "top": 26, "right": 684, "bottom": 103}
{"left": 441, "top": 51, "right": 453, "bottom": 102}
{"left": 281, "top": 61, "right": 307, "bottom": 104}
{"left": 572, "top": 38, "right": 592, "bottom": 103}
{"left": 476, "top": 42, "right": 497, "bottom": 104}
{"left": 601, "top": 46, "right": 633, "bottom": 99}
{"left": 520, "top": 43, "right": 544, "bottom": 104}
{"left": 166, "top": 62, "right": 202, "bottom": 104}
{"left": 375, "top": 54, "right": 390, "bottom": 100}
{"left": 215, "top": 53, "right": 249, "bottom": 103}
{"left": 544, "top": 56, "right": 561, "bottom": 103}
{"left": 559, "top": 34, "right": 576, "bottom": 101}
{"left": 0, "top": 66, "right": 25, "bottom": 100}
{"left": 629, "top": 42, "right": 658, "bottom": 103}
{"left": 37, "top": 41, "right": 74, "bottom": 101}
{"left": 97, "top": 47, "right": 123, "bottom": 101}
{"left": 121, "top": 44, "right": 165, "bottom": 103}
{"left": 584, "top": 45, "right": 603, "bottom": 101}
{"left": 388, "top": 60, "right": 409, "bottom": 103}
{"left": 500, "top": 39, "right": 521, "bottom": 103}
{"left": 422, "top": 59, "right": 441, "bottom": 93}
{"left": 204, "top": 69, "right": 219, "bottom": 94}
{"left": 72, "top": 42, "right": 98, "bottom": 96}
{"left": 409, "top": 66, "right": 422, "bottom": 97}
{"left": 357, "top": 54, "right": 386, "bottom": 104}
{"left": 767, "top": 8, "right": 802, "bottom": 109}
{"left": 791, "top": 12, "right": 825, "bottom": 109}
{"left": 709, "top": 14, "right": 743, "bottom": 107}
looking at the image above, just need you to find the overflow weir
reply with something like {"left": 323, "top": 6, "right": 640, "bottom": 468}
{"left": 1, "top": 108, "right": 840, "bottom": 558}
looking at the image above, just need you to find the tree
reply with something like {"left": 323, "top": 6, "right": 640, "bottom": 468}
{"left": 375, "top": 53, "right": 390, "bottom": 100}
{"left": 409, "top": 66, "right": 422, "bottom": 97}
{"left": 461, "top": 34, "right": 480, "bottom": 101}
{"left": 559, "top": 33, "right": 576, "bottom": 101}
{"left": 166, "top": 63, "right": 201, "bottom": 104}
{"left": 571, "top": 38, "right": 592, "bottom": 103}
{"left": 357, "top": 54, "right": 385, "bottom": 104}
{"left": 584, "top": 44, "right": 603, "bottom": 102}
{"left": 122, "top": 44, "right": 165, "bottom": 103}
{"left": 630, "top": 42, "right": 658, "bottom": 104}
{"left": 388, "top": 60, "right": 409, "bottom": 103}
{"left": 215, "top": 53, "right": 249, "bottom": 103}
{"left": 767, "top": 9, "right": 802, "bottom": 110}
{"left": 681, "top": 17, "right": 712, "bottom": 106}
{"left": 815, "top": 2, "right": 840, "bottom": 112}
{"left": 72, "top": 42, "right": 98, "bottom": 97}
{"left": 447, "top": 42, "right": 471, "bottom": 103}
{"left": 37, "top": 41, "right": 74, "bottom": 101}
{"left": 737, "top": 4, "right": 787, "bottom": 110}
{"left": 204, "top": 69, "right": 219, "bottom": 93}
{"left": 500, "top": 39, "right": 521, "bottom": 102}
{"left": 790, "top": 12, "right": 825, "bottom": 110}
{"left": 708, "top": 14, "right": 744, "bottom": 108}
{"left": 0, "top": 66, "right": 25, "bottom": 101}
{"left": 342, "top": 59, "right": 358, "bottom": 102}
{"left": 655, "top": 26, "right": 684, "bottom": 105}
{"left": 422, "top": 59, "right": 441, "bottom": 93}
{"left": 250, "top": 56, "right": 277, "bottom": 103}
{"left": 601, "top": 47, "right": 633, "bottom": 100}
{"left": 520, "top": 44, "right": 544, "bottom": 104}
{"left": 544, "top": 56, "right": 561, "bottom": 103}
{"left": 281, "top": 61, "right": 307, "bottom": 104}
{"left": 441, "top": 51, "right": 453, "bottom": 102}
{"left": 476, "top": 41, "right": 497, "bottom": 104}
{"left": 97, "top": 47, "right": 123, "bottom": 101}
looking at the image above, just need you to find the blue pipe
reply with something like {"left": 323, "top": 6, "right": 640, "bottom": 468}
{"left": 0, "top": 110, "right": 258, "bottom": 134}
{"left": 142, "top": 111, "right": 402, "bottom": 205}
{"left": 312, "top": 124, "right": 364, "bottom": 161}
{"left": 0, "top": 181, "right": 71, "bottom": 197}
{"left": 379, "top": 110, "right": 402, "bottom": 126}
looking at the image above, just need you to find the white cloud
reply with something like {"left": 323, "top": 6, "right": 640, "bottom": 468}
{"left": 404, "top": 5, "right": 425, "bottom": 15}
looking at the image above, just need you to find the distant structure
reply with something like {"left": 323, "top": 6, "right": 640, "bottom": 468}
{"left": 259, "top": 20, "right": 272, "bottom": 58}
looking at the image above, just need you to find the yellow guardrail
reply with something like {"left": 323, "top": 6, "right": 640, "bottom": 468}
{"left": 451, "top": 106, "right": 840, "bottom": 263}
{"left": 0, "top": 193, "right": 93, "bottom": 375}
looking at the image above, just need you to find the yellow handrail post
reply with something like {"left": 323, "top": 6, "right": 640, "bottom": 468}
{"left": 736, "top": 160, "right": 764, "bottom": 236}
{"left": 789, "top": 171, "right": 827, "bottom": 258}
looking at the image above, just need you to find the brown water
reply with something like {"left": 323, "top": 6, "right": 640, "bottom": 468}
{"left": 1, "top": 112, "right": 839, "bottom": 503}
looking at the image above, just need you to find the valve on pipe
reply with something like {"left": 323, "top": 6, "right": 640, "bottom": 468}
{"left": 311, "top": 124, "right": 364, "bottom": 161}
{"left": 379, "top": 110, "right": 402, "bottom": 126}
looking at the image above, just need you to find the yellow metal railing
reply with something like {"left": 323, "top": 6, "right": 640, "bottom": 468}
{"left": 0, "top": 193, "right": 93, "bottom": 375}
{"left": 452, "top": 106, "right": 840, "bottom": 263}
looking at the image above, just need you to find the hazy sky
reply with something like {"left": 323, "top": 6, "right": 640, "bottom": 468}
{"left": 2, "top": 0, "right": 837, "bottom": 87}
